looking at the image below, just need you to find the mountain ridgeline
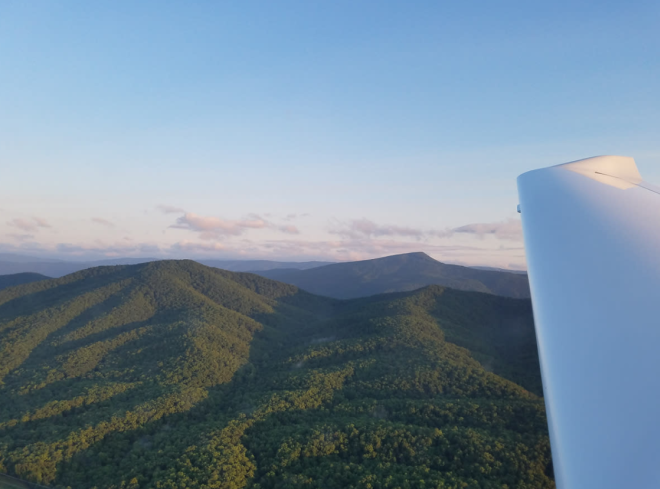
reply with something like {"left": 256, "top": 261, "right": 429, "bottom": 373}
{"left": 197, "top": 259, "right": 334, "bottom": 272}
{"left": 0, "top": 273, "right": 50, "bottom": 291}
{"left": 0, "top": 256, "right": 157, "bottom": 279}
{"left": 254, "top": 252, "right": 531, "bottom": 299}
{"left": 0, "top": 261, "right": 552, "bottom": 489}
{"left": 0, "top": 254, "right": 333, "bottom": 279}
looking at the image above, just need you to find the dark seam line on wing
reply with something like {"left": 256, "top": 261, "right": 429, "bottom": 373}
{"left": 593, "top": 172, "right": 660, "bottom": 196}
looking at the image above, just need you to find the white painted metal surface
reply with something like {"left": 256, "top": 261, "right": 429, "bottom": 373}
{"left": 518, "top": 156, "right": 660, "bottom": 489}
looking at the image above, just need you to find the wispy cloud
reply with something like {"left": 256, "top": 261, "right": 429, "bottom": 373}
{"left": 157, "top": 205, "right": 186, "bottom": 214}
{"left": 0, "top": 231, "right": 527, "bottom": 268}
{"left": 33, "top": 217, "right": 50, "bottom": 228}
{"left": 55, "top": 241, "right": 161, "bottom": 257}
{"left": 8, "top": 217, "right": 51, "bottom": 232}
{"left": 171, "top": 213, "right": 269, "bottom": 238}
{"left": 8, "top": 234, "right": 36, "bottom": 242}
{"left": 0, "top": 213, "right": 525, "bottom": 269}
{"left": 170, "top": 241, "right": 227, "bottom": 253}
{"left": 170, "top": 212, "right": 300, "bottom": 239}
{"left": 91, "top": 217, "right": 115, "bottom": 228}
{"left": 330, "top": 218, "right": 426, "bottom": 240}
{"left": 283, "top": 213, "right": 310, "bottom": 221}
{"left": 277, "top": 224, "right": 300, "bottom": 235}
{"left": 452, "top": 218, "right": 523, "bottom": 241}
{"left": 330, "top": 217, "right": 523, "bottom": 242}
{"left": 254, "top": 236, "right": 526, "bottom": 266}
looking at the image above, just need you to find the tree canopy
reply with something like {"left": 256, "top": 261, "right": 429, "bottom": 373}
{"left": 0, "top": 260, "right": 552, "bottom": 489}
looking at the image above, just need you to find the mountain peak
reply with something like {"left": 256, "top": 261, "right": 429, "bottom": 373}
{"left": 255, "top": 252, "right": 530, "bottom": 300}
{"left": 401, "top": 251, "right": 436, "bottom": 261}
{"left": 352, "top": 251, "right": 437, "bottom": 265}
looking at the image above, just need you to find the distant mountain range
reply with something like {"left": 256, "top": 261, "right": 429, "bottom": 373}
{"left": 0, "top": 253, "right": 65, "bottom": 263}
{"left": 0, "top": 272, "right": 50, "bottom": 291}
{"left": 255, "top": 252, "right": 531, "bottom": 299}
{"left": 0, "top": 254, "right": 333, "bottom": 278}
{"left": 0, "top": 256, "right": 157, "bottom": 278}
{"left": 471, "top": 266, "right": 528, "bottom": 275}
{"left": 0, "top": 253, "right": 529, "bottom": 300}
{"left": 0, "top": 260, "right": 551, "bottom": 488}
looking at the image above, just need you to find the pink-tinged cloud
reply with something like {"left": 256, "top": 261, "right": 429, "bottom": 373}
{"left": 33, "top": 217, "right": 50, "bottom": 228}
{"left": 254, "top": 236, "right": 526, "bottom": 268}
{"left": 8, "top": 217, "right": 51, "bottom": 232}
{"left": 0, "top": 231, "right": 527, "bottom": 268}
{"left": 331, "top": 217, "right": 524, "bottom": 242}
{"left": 283, "top": 213, "right": 310, "bottom": 221}
{"left": 171, "top": 212, "right": 299, "bottom": 238}
{"left": 157, "top": 205, "right": 186, "bottom": 214}
{"left": 0, "top": 213, "right": 526, "bottom": 268}
{"left": 8, "top": 234, "right": 35, "bottom": 242}
{"left": 91, "top": 217, "right": 115, "bottom": 227}
{"left": 331, "top": 218, "right": 426, "bottom": 240}
{"left": 55, "top": 241, "right": 162, "bottom": 256}
{"left": 171, "top": 213, "right": 269, "bottom": 236}
{"left": 170, "top": 240, "right": 227, "bottom": 253}
{"left": 452, "top": 218, "right": 523, "bottom": 241}
{"left": 278, "top": 225, "right": 300, "bottom": 235}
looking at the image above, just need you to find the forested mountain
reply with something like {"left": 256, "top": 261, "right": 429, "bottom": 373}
{"left": 255, "top": 252, "right": 531, "bottom": 299}
{"left": 0, "top": 261, "right": 552, "bottom": 489}
{"left": 0, "top": 273, "right": 50, "bottom": 291}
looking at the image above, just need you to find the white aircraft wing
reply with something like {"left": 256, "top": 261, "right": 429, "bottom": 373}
{"left": 517, "top": 155, "right": 660, "bottom": 489}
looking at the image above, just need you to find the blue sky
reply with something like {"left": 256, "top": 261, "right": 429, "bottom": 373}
{"left": 2, "top": 1, "right": 659, "bottom": 268}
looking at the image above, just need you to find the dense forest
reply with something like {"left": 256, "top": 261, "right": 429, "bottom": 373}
{"left": 0, "top": 261, "right": 552, "bottom": 489}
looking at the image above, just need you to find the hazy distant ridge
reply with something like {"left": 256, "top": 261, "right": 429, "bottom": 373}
{"left": 255, "top": 252, "right": 531, "bottom": 299}
{"left": 0, "top": 255, "right": 333, "bottom": 278}
{"left": 198, "top": 259, "right": 334, "bottom": 271}
{"left": 0, "top": 272, "right": 51, "bottom": 291}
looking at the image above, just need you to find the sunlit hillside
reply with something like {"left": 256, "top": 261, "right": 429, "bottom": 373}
{"left": 0, "top": 261, "right": 552, "bottom": 489}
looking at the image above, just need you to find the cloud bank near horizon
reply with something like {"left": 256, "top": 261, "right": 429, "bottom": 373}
{"left": 8, "top": 217, "right": 51, "bottom": 233}
{"left": 0, "top": 210, "right": 526, "bottom": 269}
{"left": 330, "top": 218, "right": 523, "bottom": 242}
{"left": 168, "top": 211, "right": 300, "bottom": 239}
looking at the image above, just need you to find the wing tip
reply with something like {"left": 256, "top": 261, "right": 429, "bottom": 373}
{"left": 518, "top": 155, "right": 641, "bottom": 189}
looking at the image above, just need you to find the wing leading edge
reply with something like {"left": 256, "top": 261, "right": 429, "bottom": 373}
{"left": 518, "top": 156, "right": 660, "bottom": 489}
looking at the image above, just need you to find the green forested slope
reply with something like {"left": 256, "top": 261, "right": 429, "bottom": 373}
{"left": 254, "top": 252, "right": 531, "bottom": 300}
{"left": 0, "top": 261, "right": 552, "bottom": 489}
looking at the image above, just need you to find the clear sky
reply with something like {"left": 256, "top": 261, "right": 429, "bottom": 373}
{"left": 2, "top": 1, "right": 659, "bottom": 268}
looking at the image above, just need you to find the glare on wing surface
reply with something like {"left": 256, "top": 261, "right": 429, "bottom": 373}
{"left": 518, "top": 156, "right": 660, "bottom": 489}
